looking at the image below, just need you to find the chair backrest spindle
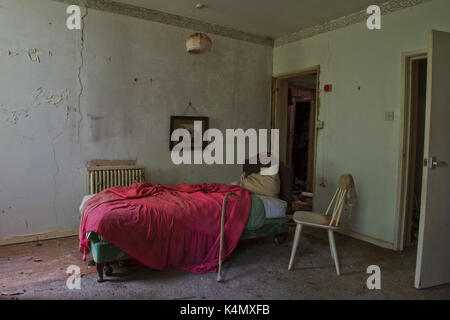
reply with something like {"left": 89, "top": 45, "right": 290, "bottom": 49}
{"left": 325, "top": 188, "right": 339, "bottom": 216}
{"left": 325, "top": 174, "right": 355, "bottom": 227}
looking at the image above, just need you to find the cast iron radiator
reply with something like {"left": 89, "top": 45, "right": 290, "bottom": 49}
{"left": 86, "top": 165, "right": 145, "bottom": 194}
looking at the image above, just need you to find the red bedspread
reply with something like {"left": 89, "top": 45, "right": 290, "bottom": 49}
{"left": 79, "top": 183, "right": 252, "bottom": 274}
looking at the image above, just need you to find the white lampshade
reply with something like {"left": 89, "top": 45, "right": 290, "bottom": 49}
{"left": 186, "top": 33, "right": 212, "bottom": 54}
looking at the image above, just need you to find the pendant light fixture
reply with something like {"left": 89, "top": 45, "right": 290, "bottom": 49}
{"left": 186, "top": 32, "right": 212, "bottom": 54}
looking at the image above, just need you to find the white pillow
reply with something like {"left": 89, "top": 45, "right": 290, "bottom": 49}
{"left": 257, "top": 195, "right": 287, "bottom": 219}
{"left": 79, "top": 194, "right": 96, "bottom": 215}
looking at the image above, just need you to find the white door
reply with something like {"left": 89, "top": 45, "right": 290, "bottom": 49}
{"left": 415, "top": 30, "right": 450, "bottom": 289}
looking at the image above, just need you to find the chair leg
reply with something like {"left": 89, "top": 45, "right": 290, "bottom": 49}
{"left": 329, "top": 240, "right": 334, "bottom": 259}
{"left": 288, "top": 224, "right": 303, "bottom": 270}
{"left": 328, "top": 230, "right": 340, "bottom": 276}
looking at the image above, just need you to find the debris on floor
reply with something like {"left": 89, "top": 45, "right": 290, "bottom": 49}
{"left": 1, "top": 289, "right": 26, "bottom": 296}
{"left": 0, "top": 237, "right": 96, "bottom": 291}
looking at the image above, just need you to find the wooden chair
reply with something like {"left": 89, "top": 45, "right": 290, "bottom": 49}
{"left": 288, "top": 174, "right": 355, "bottom": 275}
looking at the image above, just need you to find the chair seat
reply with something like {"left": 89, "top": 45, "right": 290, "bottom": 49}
{"left": 293, "top": 211, "right": 339, "bottom": 229}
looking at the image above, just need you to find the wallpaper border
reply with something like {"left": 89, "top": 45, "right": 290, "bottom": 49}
{"left": 50, "top": 0, "right": 274, "bottom": 47}
{"left": 274, "top": 0, "right": 433, "bottom": 47}
{"left": 50, "top": 0, "right": 433, "bottom": 48}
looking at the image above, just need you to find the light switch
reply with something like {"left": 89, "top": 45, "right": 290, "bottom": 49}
{"left": 385, "top": 112, "right": 394, "bottom": 121}
{"left": 316, "top": 120, "right": 324, "bottom": 129}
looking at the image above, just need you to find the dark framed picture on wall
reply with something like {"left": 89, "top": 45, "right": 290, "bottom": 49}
{"left": 169, "top": 116, "right": 209, "bottom": 150}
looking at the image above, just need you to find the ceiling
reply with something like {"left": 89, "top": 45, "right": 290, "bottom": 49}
{"left": 120, "top": 0, "right": 387, "bottom": 38}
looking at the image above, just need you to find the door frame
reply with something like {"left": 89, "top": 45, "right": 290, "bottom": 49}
{"left": 394, "top": 50, "right": 428, "bottom": 251}
{"left": 272, "top": 66, "right": 321, "bottom": 203}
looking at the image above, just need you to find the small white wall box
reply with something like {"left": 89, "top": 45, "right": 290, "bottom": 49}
{"left": 316, "top": 120, "right": 325, "bottom": 129}
{"left": 385, "top": 112, "right": 394, "bottom": 121}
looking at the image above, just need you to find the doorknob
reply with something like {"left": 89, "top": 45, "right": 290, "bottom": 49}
{"left": 429, "top": 157, "right": 447, "bottom": 169}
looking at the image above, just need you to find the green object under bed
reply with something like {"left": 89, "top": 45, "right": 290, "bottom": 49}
{"left": 87, "top": 194, "right": 289, "bottom": 264}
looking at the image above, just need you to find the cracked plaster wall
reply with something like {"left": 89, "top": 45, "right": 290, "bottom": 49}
{"left": 0, "top": 0, "right": 273, "bottom": 239}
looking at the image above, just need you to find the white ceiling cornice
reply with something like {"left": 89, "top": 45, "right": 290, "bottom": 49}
{"left": 51, "top": 0, "right": 274, "bottom": 47}
{"left": 275, "top": 0, "right": 433, "bottom": 46}
{"left": 51, "top": 0, "right": 433, "bottom": 48}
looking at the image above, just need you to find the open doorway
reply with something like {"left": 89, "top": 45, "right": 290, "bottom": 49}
{"left": 401, "top": 55, "right": 428, "bottom": 248}
{"left": 287, "top": 75, "right": 317, "bottom": 211}
{"left": 272, "top": 69, "right": 319, "bottom": 212}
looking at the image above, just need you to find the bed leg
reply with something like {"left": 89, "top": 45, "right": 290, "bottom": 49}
{"left": 276, "top": 233, "right": 289, "bottom": 245}
{"left": 104, "top": 263, "right": 113, "bottom": 276}
{"left": 96, "top": 263, "right": 105, "bottom": 283}
{"left": 273, "top": 235, "right": 280, "bottom": 245}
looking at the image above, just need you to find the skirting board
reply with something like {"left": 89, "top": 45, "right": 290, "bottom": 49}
{"left": 0, "top": 227, "right": 78, "bottom": 247}
{"left": 337, "top": 228, "right": 394, "bottom": 250}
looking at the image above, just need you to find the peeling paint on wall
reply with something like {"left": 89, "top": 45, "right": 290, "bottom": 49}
{"left": 0, "top": 49, "right": 19, "bottom": 57}
{"left": 0, "top": 48, "right": 55, "bottom": 61}
{"left": 8, "top": 50, "right": 19, "bottom": 57}
{"left": 34, "top": 87, "right": 43, "bottom": 99}
{"left": 0, "top": 107, "right": 30, "bottom": 125}
{"left": 0, "top": 86, "right": 73, "bottom": 126}
{"left": 27, "top": 48, "right": 41, "bottom": 63}
{"left": 0, "top": 206, "right": 12, "bottom": 215}
{"left": 33, "top": 87, "right": 70, "bottom": 108}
